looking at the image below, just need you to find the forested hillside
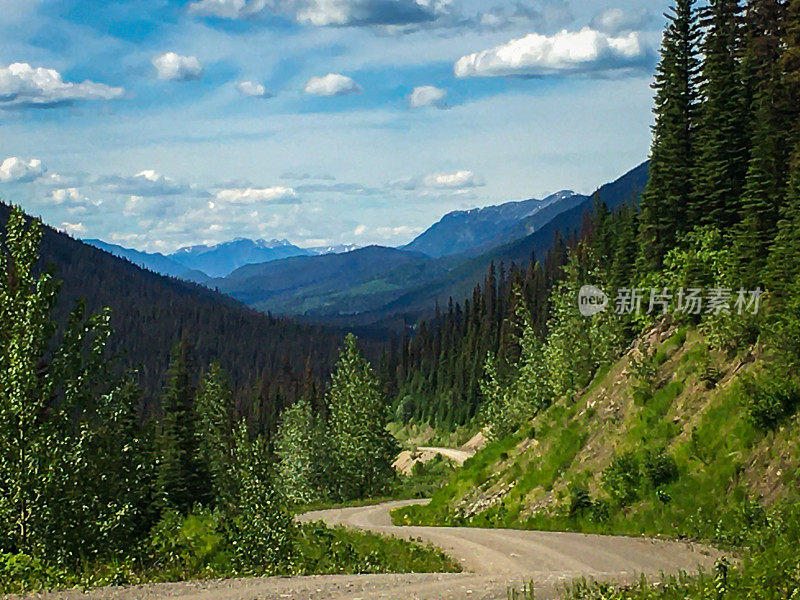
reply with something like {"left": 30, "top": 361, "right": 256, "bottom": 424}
{"left": 393, "top": 0, "right": 800, "bottom": 597}
{"left": 0, "top": 202, "right": 352, "bottom": 433}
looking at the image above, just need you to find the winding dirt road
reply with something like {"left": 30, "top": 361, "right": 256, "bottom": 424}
{"left": 19, "top": 500, "right": 723, "bottom": 600}
{"left": 415, "top": 447, "right": 474, "bottom": 465}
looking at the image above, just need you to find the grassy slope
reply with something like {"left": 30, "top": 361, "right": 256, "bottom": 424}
{"left": 393, "top": 323, "right": 800, "bottom": 541}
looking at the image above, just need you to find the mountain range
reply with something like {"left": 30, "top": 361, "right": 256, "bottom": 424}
{"left": 85, "top": 237, "right": 358, "bottom": 280}
{"left": 84, "top": 162, "right": 649, "bottom": 330}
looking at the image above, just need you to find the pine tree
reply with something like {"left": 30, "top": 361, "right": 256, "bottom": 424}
{"left": 639, "top": 0, "right": 702, "bottom": 270}
{"left": 692, "top": 0, "right": 748, "bottom": 228}
{"left": 156, "top": 340, "right": 210, "bottom": 513}
{"left": 765, "top": 0, "right": 800, "bottom": 295}
{"left": 327, "top": 334, "right": 398, "bottom": 501}
{"left": 196, "top": 363, "right": 236, "bottom": 506}
{"left": 737, "top": 0, "right": 790, "bottom": 286}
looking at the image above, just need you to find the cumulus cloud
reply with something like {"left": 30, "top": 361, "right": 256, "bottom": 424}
{"left": 0, "top": 63, "right": 124, "bottom": 108}
{"left": 236, "top": 80, "right": 271, "bottom": 97}
{"left": 454, "top": 27, "right": 650, "bottom": 78}
{"left": 100, "top": 170, "right": 198, "bottom": 197}
{"left": 0, "top": 156, "right": 45, "bottom": 182}
{"left": 391, "top": 169, "right": 483, "bottom": 192}
{"left": 409, "top": 85, "right": 447, "bottom": 108}
{"left": 214, "top": 187, "right": 298, "bottom": 204}
{"left": 152, "top": 53, "right": 204, "bottom": 81}
{"left": 60, "top": 222, "right": 87, "bottom": 236}
{"left": 304, "top": 73, "right": 362, "bottom": 97}
{"left": 50, "top": 187, "right": 97, "bottom": 206}
{"left": 375, "top": 224, "right": 422, "bottom": 238}
{"left": 354, "top": 224, "right": 368, "bottom": 236}
{"left": 590, "top": 8, "right": 652, "bottom": 35}
{"left": 423, "top": 170, "right": 481, "bottom": 189}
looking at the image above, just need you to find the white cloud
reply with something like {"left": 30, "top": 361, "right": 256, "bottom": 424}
{"left": 590, "top": 8, "right": 652, "bottom": 35}
{"left": 152, "top": 53, "right": 204, "bottom": 81}
{"left": 304, "top": 73, "right": 362, "bottom": 96}
{"left": 60, "top": 222, "right": 87, "bottom": 236}
{"left": 236, "top": 80, "right": 271, "bottom": 97}
{"left": 50, "top": 187, "right": 95, "bottom": 205}
{"left": 454, "top": 27, "right": 649, "bottom": 78}
{"left": 0, "top": 156, "right": 45, "bottom": 182}
{"left": 354, "top": 224, "right": 368, "bottom": 236}
{"left": 409, "top": 85, "right": 446, "bottom": 108}
{"left": 375, "top": 224, "right": 423, "bottom": 238}
{"left": 0, "top": 63, "right": 123, "bottom": 108}
{"left": 423, "top": 170, "right": 481, "bottom": 189}
{"left": 100, "top": 170, "right": 196, "bottom": 197}
{"left": 214, "top": 187, "right": 298, "bottom": 204}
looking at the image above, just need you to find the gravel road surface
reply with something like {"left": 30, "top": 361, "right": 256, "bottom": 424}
{"left": 14, "top": 500, "right": 722, "bottom": 600}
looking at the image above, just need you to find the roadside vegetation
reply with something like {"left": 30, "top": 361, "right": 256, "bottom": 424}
{"left": 0, "top": 207, "right": 447, "bottom": 594}
{"left": 398, "top": 0, "right": 800, "bottom": 597}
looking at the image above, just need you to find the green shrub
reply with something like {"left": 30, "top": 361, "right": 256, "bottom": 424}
{"left": 147, "top": 508, "right": 231, "bottom": 577}
{"left": 0, "top": 553, "right": 64, "bottom": 594}
{"left": 601, "top": 452, "right": 642, "bottom": 507}
{"left": 568, "top": 486, "right": 594, "bottom": 518}
{"left": 741, "top": 375, "right": 800, "bottom": 430}
{"left": 642, "top": 449, "right": 679, "bottom": 489}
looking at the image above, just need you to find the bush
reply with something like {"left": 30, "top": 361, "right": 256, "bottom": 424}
{"left": 742, "top": 375, "right": 800, "bottom": 430}
{"left": 568, "top": 486, "right": 594, "bottom": 518}
{"left": 0, "top": 553, "right": 64, "bottom": 594}
{"left": 601, "top": 452, "right": 642, "bottom": 507}
{"left": 642, "top": 449, "right": 679, "bottom": 488}
{"left": 147, "top": 509, "right": 232, "bottom": 578}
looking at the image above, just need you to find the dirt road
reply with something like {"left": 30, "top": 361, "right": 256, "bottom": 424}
{"left": 415, "top": 447, "right": 474, "bottom": 465}
{"left": 20, "top": 500, "right": 722, "bottom": 600}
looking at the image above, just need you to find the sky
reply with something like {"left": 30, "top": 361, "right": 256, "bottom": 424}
{"left": 0, "top": 0, "right": 667, "bottom": 253}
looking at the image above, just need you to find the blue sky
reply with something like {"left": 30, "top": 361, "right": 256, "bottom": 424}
{"left": 0, "top": 0, "right": 667, "bottom": 252}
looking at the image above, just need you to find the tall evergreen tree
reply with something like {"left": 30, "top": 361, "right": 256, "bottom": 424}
{"left": 692, "top": 0, "right": 748, "bottom": 228}
{"left": 737, "top": 0, "right": 790, "bottom": 285}
{"left": 195, "top": 363, "right": 236, "bottom": 506}
{"left": 156, "top": 340, "right": 210, "bottom": 513}
{"left": 639, "top": 0, "right": 702, "bottom": 270}
{"left": 766, "top": 0, "right": 800, "bottom": 292}
{"left": 328, "top": 334, "right": 398, "bottom": 501}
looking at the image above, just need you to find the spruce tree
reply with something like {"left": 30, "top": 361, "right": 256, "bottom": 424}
{"left": 639, "top": 0, "right": 702, "bottom": 270}
{"left": 692, "top": 0, "right": 748, "bottom": 229}
{"left": 156, "top": 340, "right": 210, "bottom": 513}
{"left": 737, "top": 0, "right": 790, "bottom": 285}
{"left": 327, "top": 334, "right": 398, "bottom": 501}
{"left": 195, "top": 363, "right": 236, "bottom": 506}
{"left": 766, "top": 0, "right": 800, "bottom": 298}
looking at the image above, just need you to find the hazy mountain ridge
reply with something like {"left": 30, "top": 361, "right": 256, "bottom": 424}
{"left": 209, "top": 163, "right": 649, "bottom": 328}
{"left": 84, "top": 239, "right": 211, "bottom": 283}
{"left": 403, "top": 190, "right": 579, "bottom": 258}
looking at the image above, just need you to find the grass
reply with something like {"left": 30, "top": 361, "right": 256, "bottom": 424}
{"left": 0, "top": 512, "right": 460, "bottom": 595}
